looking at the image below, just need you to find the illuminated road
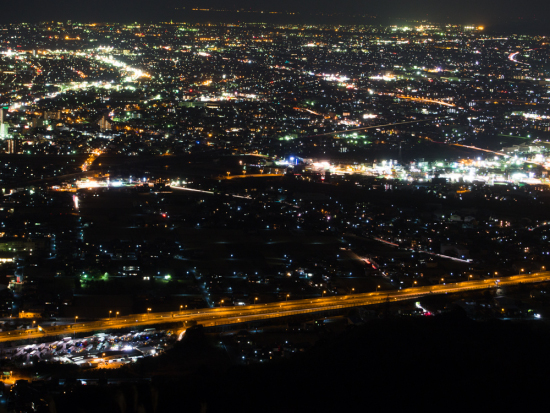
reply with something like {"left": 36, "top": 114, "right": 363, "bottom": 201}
{"left": 3, "top": 272, "right": 549, "bottom": 343}
{"left": 169, "top": 185, "right": 252, "bottom": 199}
{"left": 451, "top": 143, "right": 507, "bottom": 156}
{"left": 220, "top": 174, "right": 284, "bottom": 180}
{"left": 372, "top": 237, "right": 472, "bottom": 263}
{"left": 396, "top": 95, "right": 455, "bottom": 107}
{"left": 419, "top": 135, "right": 510, "bottom": 158}
{"left": 509, "top": 52, "right": 529, "bottom": 66}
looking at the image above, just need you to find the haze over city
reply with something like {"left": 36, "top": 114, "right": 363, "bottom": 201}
{"left": 2, "top": 0, "right": 549, "bottom": 28}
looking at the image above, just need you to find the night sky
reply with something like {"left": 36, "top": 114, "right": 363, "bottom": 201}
{"left": 1, "top": 0, "right": 549, "bottom": 28}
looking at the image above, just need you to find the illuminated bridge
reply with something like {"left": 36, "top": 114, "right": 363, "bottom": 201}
{"left": 3, "top": 272, "right": 548, "bottom": 343}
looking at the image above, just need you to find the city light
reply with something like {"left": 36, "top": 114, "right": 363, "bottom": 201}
{"left": 0, "top": 20, "right": 549, "bottom": 402}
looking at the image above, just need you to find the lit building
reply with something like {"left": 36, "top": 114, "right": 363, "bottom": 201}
{"left": 0, "top": 107, "right": 9, "bottom": 139}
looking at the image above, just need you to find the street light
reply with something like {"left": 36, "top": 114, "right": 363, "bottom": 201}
{"left": 254, "top": 297, "right": 259, "bottom": 305}
{"left": 147, "top": 308, "right": 151, "bottom": 319}
{"left": 220, "top": 300, "right": 224, "bottom": 307}
{"left": 440, "top": 278, "right": 444, "bottom": 285}
{"left": 322, "top": 290, "right": 326, "bottom": 297}
{"left": 116, "top": 311, "right": 119, "bottom": 319}
{"left": 494, "top": 271, "right": 498, "bottom": 279}
{"left": 413, "top": 280, "right": 417, "bottom": 287}
{"left": 109, "top": 310, "right": 112, "bottom": 320}
{"left": 74, "top": 315, "right": 78, "bottom": 323}
{"left": 286, "top": 294, "right": 290, "bottom": 301}
{"left": 376, "top": 285, "right": 380, "bottom": 292}
{"left": 180, "top": 305, "right": 183, "bottom": 313}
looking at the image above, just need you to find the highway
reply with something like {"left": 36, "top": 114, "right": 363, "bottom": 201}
{"left": 3, "top": 272, "right": 549, "bottom": 343}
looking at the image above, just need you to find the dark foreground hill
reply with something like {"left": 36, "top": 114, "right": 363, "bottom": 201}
{"left": 20, "top": 309, "right": 550, "bottom": 412}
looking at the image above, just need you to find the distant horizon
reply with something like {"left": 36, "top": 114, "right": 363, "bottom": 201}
{"left": 0, "top": 17, "right": 548, "bottom": 36}
{"left": 1, "top": 0, "right": 549, "bottom": 34}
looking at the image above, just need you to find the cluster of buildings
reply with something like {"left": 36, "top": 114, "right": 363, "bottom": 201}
{"left": 0, "top": 22, "right": 549, "bottom": 162}
{"left": 0, "top": 21, "right": 549, "bottom": 379}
